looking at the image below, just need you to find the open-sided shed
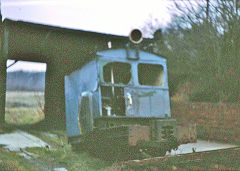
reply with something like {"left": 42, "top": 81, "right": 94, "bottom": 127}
{"left": 0, "top": 18, "right": 153, "bottom": 126}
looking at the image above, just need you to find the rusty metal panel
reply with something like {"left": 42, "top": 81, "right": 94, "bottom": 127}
{"left": 176, "top": 124, "right": 197, "bottom": 143}
{"left": 129, "top": 125, "right": 151, "bottom": 146}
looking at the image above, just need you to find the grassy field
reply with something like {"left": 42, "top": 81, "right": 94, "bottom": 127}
{"left": 5, "top": 91, "right": 45, "bottom": 125}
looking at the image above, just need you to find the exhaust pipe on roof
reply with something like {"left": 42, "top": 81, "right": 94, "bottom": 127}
{"left": 126, "top": 29, "right": 143, "bottom": 60}
{"left": 129, "top": 29, "right": 143, "bottom": 44}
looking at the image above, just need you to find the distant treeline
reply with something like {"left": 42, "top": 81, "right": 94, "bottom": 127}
{"left": 7, "top": 71, "right": 45, "bottom": 92}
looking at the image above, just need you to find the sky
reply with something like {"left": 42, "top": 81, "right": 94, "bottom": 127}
{"left": 2, "top": 0, "right": 174, "bottom": 72}
{"left": 7, "top": 60, "right": 47, "bottom": 72}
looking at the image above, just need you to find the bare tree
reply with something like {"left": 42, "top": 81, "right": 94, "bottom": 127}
{"left": 141, "top": 0, "right": 240, "bottom": 102}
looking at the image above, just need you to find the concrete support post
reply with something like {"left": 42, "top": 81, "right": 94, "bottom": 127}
{"left": 0, "top": 60, "right": 7, "bottom": 125}
{"left": 44, "top": 64, "right": 65, "bottom": 128}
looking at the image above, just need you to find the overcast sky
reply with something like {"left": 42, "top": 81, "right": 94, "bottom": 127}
{"left": 3, "top": 0, "right": 174, "bottom": 71}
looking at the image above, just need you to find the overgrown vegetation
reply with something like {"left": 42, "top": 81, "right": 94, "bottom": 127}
{"left": 2, "top": 92, "right": 115, "bottom": 170}
{"left": 0, "top": 148, "right": 36, "bottom": 171}
{"left": 0, "top": 128, "right": 114, "bottom": 170}
{"left": 144, "top": 0, "right": 240, "bottom": 103}
{"left": 169, "top": 82, "right": 240, "bottom": 143}
{"left": 172, "top": 100, "right": 240, "bottom": 143}
{"left": 24, "top": 130, "right": 113, "bottom": 171}
{"left": 147, "top": 0, "right": 240, "bottom": 144}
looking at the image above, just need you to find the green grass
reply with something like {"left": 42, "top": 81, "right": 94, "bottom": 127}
{"left": 25, "top": 130, "right": 114, "bottom": 171}
{"left": 0, "top": 148, "right": 38, "bottom": 171}
{"left": 5, "top": 107, "right": 44, "bottom": 125}
{"left": 5, "top": 91, "right": 44, "bottom": 125}
{"left": 0, "top": 126, "right": 115, "bottom": 171}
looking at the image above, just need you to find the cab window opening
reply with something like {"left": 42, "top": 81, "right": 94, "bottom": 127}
{"left": 103, "top": 62, "right": 131, "bottom": 85}
{"left": 138, "top": 64, "right": 165, "bottom": 86}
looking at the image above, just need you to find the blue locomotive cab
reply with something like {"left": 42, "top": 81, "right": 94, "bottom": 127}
{"left": 65, "top": 30, "right": 179, "bottom": 155}
{"left": 65, "top": 47, "right": 177, "bottom": 147}
{"left": 97, "top": 49, "right": 171, "bottom": 118}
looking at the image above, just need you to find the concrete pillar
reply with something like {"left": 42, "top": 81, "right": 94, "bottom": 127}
{"left": 44, "top": 63, "right": 65, "bottom": 128}
{"left": 0, "top": 60, "right": 6, "bottom": 125}
{"left": 0, "top": 15, "right": 7, "bottom": 125}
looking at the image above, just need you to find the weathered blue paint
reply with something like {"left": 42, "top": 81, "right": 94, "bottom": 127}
{"left": 65, "top": 60, "right": 99, "bottom": 137}
{"left": 65, "top": 48, "right": 171, "bottom": 138}
{"left": 97, "top": 49, "right": 167, "bottom": 63}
